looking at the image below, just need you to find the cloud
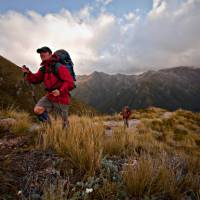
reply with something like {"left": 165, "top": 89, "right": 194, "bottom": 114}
{"left": 148, "top": 0, "right": 167, "bottom": 18}
{"left": 124, "top": 12, "right": 139, "bottom": 21}
{"left": 95, "top": 0, "right": 113, "bottom": 13}
{"left": 96, "top": 0, "right": 113, "bottom": 6}
{"left": 0, "top": 8, "right": 116, "bottom": 74}
{"left": 0, "top": 0, "right": 200, "bottom": 75}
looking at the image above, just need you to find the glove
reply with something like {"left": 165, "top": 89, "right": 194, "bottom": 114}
{"left": 21, "top": 65, "right": 31, "bottom": 74}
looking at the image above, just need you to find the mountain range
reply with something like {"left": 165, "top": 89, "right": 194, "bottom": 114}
{"left": 74, "top": 66, "right": 200, "bottom": 113}
{"left": 1, "top": 55, "right": 199, "bottom": 114}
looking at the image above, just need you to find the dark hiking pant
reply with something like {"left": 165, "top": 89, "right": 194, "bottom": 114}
{"left": 123, "top": 118, "right": 129, "bottom": 128}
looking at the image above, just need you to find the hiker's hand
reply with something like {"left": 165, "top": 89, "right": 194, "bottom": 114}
{"left": 21, "top": 65, "right": 30, "bottom": 73}
{"left": 51, "top": 89, "right": 60, "bottom": 96}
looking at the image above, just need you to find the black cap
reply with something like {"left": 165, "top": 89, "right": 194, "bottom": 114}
{"left": 36, "top": 46, "right": 52, "bottom": 54}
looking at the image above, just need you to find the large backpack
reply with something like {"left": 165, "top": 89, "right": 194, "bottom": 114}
{"left": 54, "top": 49, "right": 76, "bottom": 82}
{"left": 40, "top": 49, "right": 76, "bottom": 91}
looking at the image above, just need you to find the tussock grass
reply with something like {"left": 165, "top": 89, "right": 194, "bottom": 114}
{"left": 135, "top": 121, "right": 151, "bottom": 134}
{"left": 103, "top": 126, "right": 165, "bottom": 157}
{"left": 140, "top": 110, "right": 200, "bottom": 150}
{"left": 39, "top": 115, "right": 104, "bottom": 175}
{"left": 3, "top": 106, "right": 198, "bottom": 199}
{"left": 120, "top": 108, "right": 200, "bottom": 199}
{"left": 122, "top": 153, "right": 200, "bottom": 199}
{"left": 132, "top": 107, "right": 167, "bottom": 119}
{"left": 122, "top": 156, "right": 175, "bottom": 198}
{"left": 92, "top": 181, "right": 120, "bottom": 200}
{"left": 103, "top": 127, "right": 132, "bottom": 156}
{"left": 97, "top": 113, "right": 122, "bottom": 121}
{"left": 0, "top": 106, "right": 32, "bottom": 135}
{"left": 175, "top": 109, "right": 200, "bottom": 124}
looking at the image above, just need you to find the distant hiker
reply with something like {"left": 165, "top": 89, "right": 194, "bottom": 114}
{"left": 120, "top": 106, "right": 132, "bottom": 128}
{"left": 21, "top": 46, "right": 75, "bottom": 129}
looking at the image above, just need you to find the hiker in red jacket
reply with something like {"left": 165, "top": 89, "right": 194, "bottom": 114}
{"left": 120, "top": 106, "right": 132, "bottom": 128}
{"left": 21, "top": 46, "right": 74, "bottom": 128}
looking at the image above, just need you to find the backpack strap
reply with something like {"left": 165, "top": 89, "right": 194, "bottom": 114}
{"left": 39, "top": 63, "right": 63, "bottom": 81}
{"left": 40, "top": 63, "right": 75, "bottom": 93}
{"left": 53, "top": 62, "right": 63, "bottom": 81}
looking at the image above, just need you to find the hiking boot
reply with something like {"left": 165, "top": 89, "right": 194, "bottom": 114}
{"left": 38, "top": 111, "right": 49, "bottom": 122}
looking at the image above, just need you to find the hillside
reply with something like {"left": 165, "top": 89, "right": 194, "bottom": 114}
{"left": 0, "top": 55, "right": 97, "bottom": 115}
{"left": 0, "top": 107, "right": 199, "bottom": 199}
{"left": 74, "top": 67, "right": 200, "bottom": 113}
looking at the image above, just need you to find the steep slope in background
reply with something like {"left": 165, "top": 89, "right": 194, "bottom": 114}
{"left": 74, "top": 67, "right": 200, "bottom": 113}
{"left": 0, "top": 55, "right": 97, "bottom": 115}
{"left": 0, "top": 55, "right": 44, "bottom": 112}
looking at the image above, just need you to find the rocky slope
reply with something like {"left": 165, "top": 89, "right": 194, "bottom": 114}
{"left": 74, "top": 67, "right": 200, "bottom": 113}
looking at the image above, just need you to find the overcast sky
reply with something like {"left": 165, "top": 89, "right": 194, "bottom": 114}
{"left": 0, "top": 0, "right": 200, "bottom": 74}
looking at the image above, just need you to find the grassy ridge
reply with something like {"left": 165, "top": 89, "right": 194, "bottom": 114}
{"left": 35, "top": 107, "right": 200, "bottom": 199}
{"left": 0, "top": 107, "right": 199, "bottom": 199}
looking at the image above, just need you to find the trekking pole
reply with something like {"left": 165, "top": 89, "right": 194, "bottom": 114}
{"left": 28, "top": 83, "right": 37, "bottom": 104}
{"left": 22, "top": 65, "right": 37, "bottom": 104}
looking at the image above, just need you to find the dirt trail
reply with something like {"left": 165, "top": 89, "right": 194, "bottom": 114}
{"left": 103, "top": 119, "right": 141, "bottom": 136}
{"left": 103, "top": 111, "right": 173, "bottom": 135}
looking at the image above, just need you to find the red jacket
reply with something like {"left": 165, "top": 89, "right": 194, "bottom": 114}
{"left": 121, "top": 109, "right": 132, "bottom": 119}
{"left": 26, "top": 56, "right": 74, "bottom": 105}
